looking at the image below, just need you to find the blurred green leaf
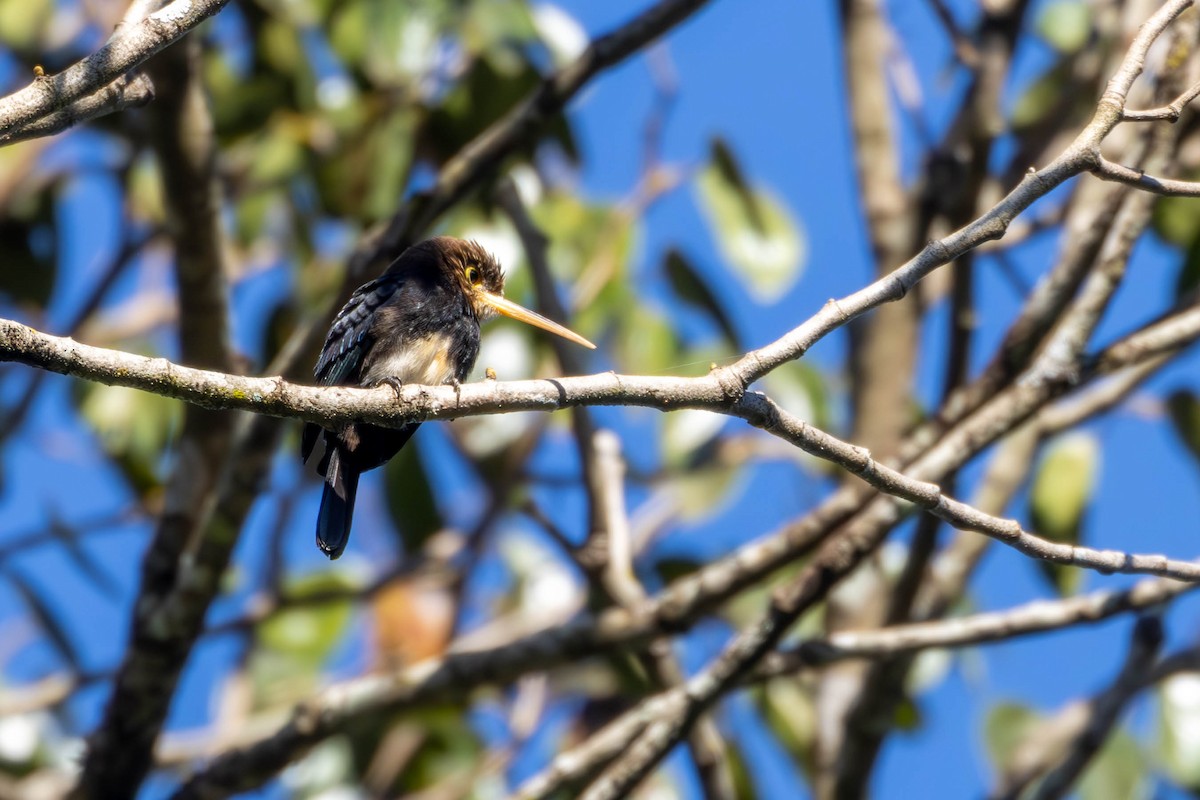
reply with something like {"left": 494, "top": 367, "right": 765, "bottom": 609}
{"left": 251, "top": 571, "right": 357, "bottom": 709}
{"left": 383, "top": 439, "right": 442, "bottom": 553}
{"left": 759, "top": 679, "right": 816, "bottom": 770}
{"left": 258, "top": 571, "right": 359, "bottom": 663}
{"left": 0, "top": 189, "right": 56, "bottom": 309}
{"left": 664, "top": 247, "right": 739, "bottom": 346}
{"left": 0, "top": 707, "right": 47, "bottom": 776}
{"left": 531, "top": 3, "right": 588, "bottom": 67}
{"left": 653, "top": 557, "right": 702, "bottom": 584}
{"left": 261, "top": 297, "right": 299, "bottom": 366}
{"left": 464, "top": 0, "right": 538, "bottom": 57}
{"left": 249, "top": 126, "right": 306, "bottom": 186}
{"left": 765, "top": 364, "right": 833, "bottom": 443}
{"left": 1159, "top": 673, "right": 1200, "bottom": 789}
{"left": 78, "top": 384, "right": 179, "bottom": 497}
{"left": 725, "top": 741, "right": 757, "bottom": 800}
{"left": 616, "top": 306, "right": 679, "bottom": 373}
{"left": 528, "top": 193, "right": 634, "bottom": 343}
{"left": 695, "top": 138, "right": 804, "bottom": 302}
{"left": 424, "top": 56, "right": 545, "bottom": 163}
{"left": 279, "top": 735, "right": 357, "bottom": 795}
{"left": 663, "top": 409, "right": 726, "bottom": 469}
{"left": 204, "top": 51, "right": 294, "bottom": 140}
{"left": 260, "top": 18, "right": 305, "bottom": 75}
{"left": 984, "top": 702, "right": 1041, "bottom": 775}
{"left": 906, "top": 647, "right": 953, "bottom": 696}
{"left": 127, "top": 153, "right": 165, "bottom": 225}
{"left": 1167, "top": 390, "right": 1200, "bottom": 467}
{"left": 671, "top": 464, "right": 743, "bottom": 521}
{"left": 1153, "top": 198, "right": 1200, "bottom": 299}
{"left": 892, "top": 697, "right": 923, "bottom": 731}
{"left": 1029, "top": 433, "right": 1100, "bottom": 595}
{"left": 233, "top": 188, "right": 281, "bottom": 246}
{"left": 395, "top": 708, "right": 484, "bottom": 793}
{"left": 314, "top": 104, "right": 415, "bottom": 220}
{"left": 256, "top": 0, "right": 324, "bottom": 27}
{"left": 1012, "top": 61, "right": 1073, "bottom": 132}
{"left": 1177, "top": 238, "right": 1200, "bottom": 298}
{"left": 363, "top": 109, "right": 416, "bottom": 220}
{"left": 329, "top": 1, "right": 369, "bottom": 67}
{"left": 0, "top": 0, "right": 52, "bottom": 50}
{"left": 1037, "top": 0, "right": 1092, "bottom": 54}
{"left": 1079, "top": 728, "right": 1146, "bottom": 800}
{"left": 249, "top": 646, "right": 320, "bottom": 710}
{"left": 1153, "top": 192, "right": 1200, "bottom": 249}
{"left": 353, "top": 3, "right": 447, "bottom": 87}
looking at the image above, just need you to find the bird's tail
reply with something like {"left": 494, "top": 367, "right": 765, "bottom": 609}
{"left": 316, "top": 448, "right": 359, "bottom": 560}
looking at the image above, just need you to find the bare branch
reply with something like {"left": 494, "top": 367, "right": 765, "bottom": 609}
{"left": 4, "top": 299, "right": 1200, "bottom": 607}
{"left": 0, "top": 72, "right": 155, "bottom": 145}
{"left": 993, "top": 617, "right": 1163, "bottom": 800}
{"left": 1122, "top": 78, "right": 1200, "bottom": 120}
{"left": 1092, "top": 153, "right": 1200, "bottom": 194}
{"left": 1026, "top": 618, "right": 1163, "bottom": 800}
{"left": 346, "top": 0, "right": 715, "bottom": 279}
{"left": 73, "top": 31, "right": 238, "bottom": 798}
{"left": 724, "top": 0, "right": 1197, "bottom": 389}
{"left": 925, "top": 0, "right": 981, "bottom": 67}
{"left": 763, "top": 576, "right": 1194, "bottom": 673}
{"left": 0, "top": 0, "right": 230, "bottom": 141}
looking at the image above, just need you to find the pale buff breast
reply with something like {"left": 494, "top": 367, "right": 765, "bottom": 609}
{"left": 360, "top": 332, "right": 458, "bottom": 388}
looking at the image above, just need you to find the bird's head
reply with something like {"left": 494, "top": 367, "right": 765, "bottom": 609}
{"left": 426, "top": 236, "right": 596, "bottom": 349}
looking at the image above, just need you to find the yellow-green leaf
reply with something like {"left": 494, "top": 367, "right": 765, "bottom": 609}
{"left": 1037, "top": 0, "right": 1092, "bottom": 54}
{"left": 1029, "top": 432, "right": 1100, "bottom": 595}
{"left": 1166, "top": 390, "right": 1200, "bottom": 467}
{"left": 1159, "top": 673, "right": 1200, "bottom": 788}
{"left": 257, "top": 571, "right": 359, "bottom": 662}
{"left": 984, "top": 702, "right": 1041, "bottom": 774}
{"left": 383, "top": 439, "right": 442, "bottom": 554}
{"left": 695, "top": 138, "right": 804, "bottom": 303}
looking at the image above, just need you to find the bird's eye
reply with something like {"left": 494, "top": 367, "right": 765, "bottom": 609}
{"left": 465, "top": 265, "right": 480, "bottom": 285}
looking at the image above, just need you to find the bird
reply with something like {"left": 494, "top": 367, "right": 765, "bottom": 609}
{"left": 301, "top": 236, "right": 595, "bottom": 559}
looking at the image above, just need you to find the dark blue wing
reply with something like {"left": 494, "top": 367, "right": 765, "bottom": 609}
{"left": 302, "top": 274, "right": 405, "bottom": 465}
{"left": 314, "top": 274, "right": 405, "bottom": 387}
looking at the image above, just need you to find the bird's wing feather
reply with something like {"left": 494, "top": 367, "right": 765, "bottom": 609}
{"left": 314, "top": 274, "right": 404, "bottom": 386}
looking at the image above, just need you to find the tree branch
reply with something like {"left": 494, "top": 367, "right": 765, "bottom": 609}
{"left": 0, "top": 72, "right": 155, "bottom": 145}
{"left": 345, "top": 0, "right": 715, "bottom": 280}
{"left": 1092, "top": 154, "right": 1200, "bottom": 195}
{"left": 0, "top": 0, "right": 230, "bottom": 141}
{"left": 1122, "top": 78, "right": 1200, "bottom": 121}
{"left": 4, "top": 299, "right": 1200, "bottom": 590}
{"left": 992, "top": 617, "right": 1163, "bottom": 800}
{"left": 726, "top": 0, "right": 1196, "bottom": 389}
{"left": 763, "top": 576, "right": 1192, "bottom": 674}
{"left": 72, "top": 32, "right": 238, "bottom": 798}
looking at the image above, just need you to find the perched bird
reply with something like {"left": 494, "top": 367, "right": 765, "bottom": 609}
{"left": 302, "top": 236, "right": 595, "bottom": 559}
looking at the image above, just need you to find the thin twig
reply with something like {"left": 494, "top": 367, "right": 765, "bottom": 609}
{"left": 1121, "top": 78, "right": 1200, "bottom": 120}
{"left": 0, "top": 0, "right": 229, "bottom": 141}
{"left": 1092, "top": 154, "right": 1200, "bottom": 194}
{"left": 0, "top": 72, "right": 155, "bottom": 145}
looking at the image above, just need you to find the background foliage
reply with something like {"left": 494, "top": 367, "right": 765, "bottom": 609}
{"left": 2, "top": 0, "right": 1200, "bottom": 798}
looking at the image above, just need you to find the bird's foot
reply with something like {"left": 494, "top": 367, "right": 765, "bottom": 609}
{"left": 375, "top": 376, "right": 405, "bottom": 403}
{"left": 446, "top": 376, "right": 462, "bottom": 405}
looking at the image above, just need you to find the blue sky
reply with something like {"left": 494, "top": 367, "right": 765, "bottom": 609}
{"left": 4, "top": 0, "right": 1200, "bottom": 797}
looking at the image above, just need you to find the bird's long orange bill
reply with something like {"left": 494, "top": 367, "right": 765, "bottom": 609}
{"left": 480, "top": 292, "right": 596, "bottom": 349}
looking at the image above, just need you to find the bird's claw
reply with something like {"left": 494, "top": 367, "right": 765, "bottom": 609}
{"left": 377, "top": 376, "right": 405, "bottom": 402}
